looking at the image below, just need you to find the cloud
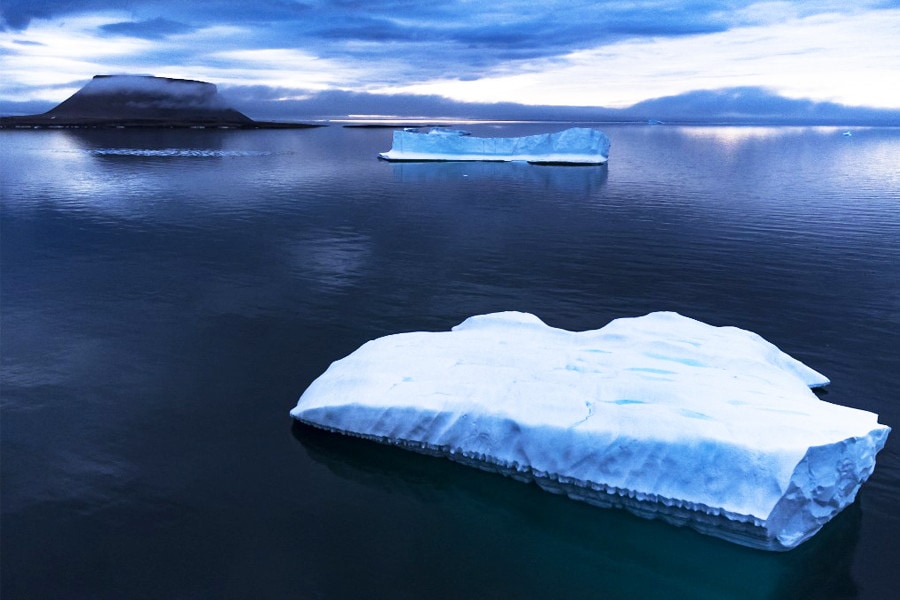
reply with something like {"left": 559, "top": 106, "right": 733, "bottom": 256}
{"left": 2, "top": 1, "right": 109, "bottom": 30}
{"left": 214, "top": 84, "right": 900, "bottom": 125}
{"left": 99, "top": 18, "right": 196, "bottom": 40}
{"left": 379, "top": 7, "right": 900, "bottom": 109}
{"left": 1, "top": 1, "right": 309, "bottom": 30}
{"left": 3, "top": 3, "right": 896, "bottom": 81}
{"left": 0, "top": 1, "right": 745, "bottom": 63}
{"left": 80, "top": 73, "right": 216, "bottom": 97}
{"left": 0, "top": 15, "right": 157, "bottom": 101}
{"left": 206, "top": 48, "right": 377, "bottom": 90}
{"left": 625, "top": 87, "right": 900, "bottom": 123}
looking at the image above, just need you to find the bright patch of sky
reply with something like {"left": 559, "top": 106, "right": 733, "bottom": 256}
{"left": 2, "top": 0, "right": 899, "bottom": 112}
{"left": 386, "top": 9, "right": 900, "bottom": 108}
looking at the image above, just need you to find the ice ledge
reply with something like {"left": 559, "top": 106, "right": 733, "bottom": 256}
{"left": 290, "top": 311, "right": 890, "bottom": 550}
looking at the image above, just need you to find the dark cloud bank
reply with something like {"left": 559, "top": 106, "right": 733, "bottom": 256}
{"left": 217, "top": 86, "right": 900, "bottom": 125}
{"left": 3, "top": 85, "right": 898, "bottom": 125}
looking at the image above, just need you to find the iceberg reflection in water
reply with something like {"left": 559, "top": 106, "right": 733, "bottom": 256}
{"left": 389, "top": 159, "right": 608, "bottom": 194}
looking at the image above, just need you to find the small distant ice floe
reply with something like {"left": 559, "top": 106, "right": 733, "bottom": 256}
{"left": 292, "top": 311, "right": 890, "bottom": 551}
{"left": 378, "top": 127, "right": 610, "bottom": 165}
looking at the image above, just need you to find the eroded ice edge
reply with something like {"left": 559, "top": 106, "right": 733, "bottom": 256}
{"left": 290, "top": 311, "right": 890, "bottom": 550}
{"left": 378, "top": 127, "right": 610, "bottom": 164}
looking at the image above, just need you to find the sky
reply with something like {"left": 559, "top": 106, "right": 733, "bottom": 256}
{"left": 2, "top": 1, "right": 900, "bottom": 121}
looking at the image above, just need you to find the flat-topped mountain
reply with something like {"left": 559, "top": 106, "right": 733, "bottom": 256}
{"left": 1, "top": 75, "right": 316, "bottom": 129}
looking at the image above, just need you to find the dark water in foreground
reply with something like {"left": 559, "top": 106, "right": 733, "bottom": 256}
{"left": 1, "top": 124, "right": 898, "bottom": 599}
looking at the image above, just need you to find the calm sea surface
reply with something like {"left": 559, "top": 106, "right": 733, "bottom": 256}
{"left": 1, "top": 124, "right": 898, "bottom": 599}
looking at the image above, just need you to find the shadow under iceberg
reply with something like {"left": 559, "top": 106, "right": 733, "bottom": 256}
{"left": 292, "top": 421, "right": 861, "bottom": 599}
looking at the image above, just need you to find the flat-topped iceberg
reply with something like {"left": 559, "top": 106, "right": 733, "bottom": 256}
{"left": 378, "top": 127, "right": 610, "bottom": 164}
{"left": 291, "top": 311, "right": 890, "bottom": 550}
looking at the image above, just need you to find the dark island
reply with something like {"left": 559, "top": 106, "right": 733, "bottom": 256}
{"left": 0, "top": 75, "right": 321, "bottom": 129}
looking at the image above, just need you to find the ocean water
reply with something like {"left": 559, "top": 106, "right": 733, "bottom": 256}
{"left": 1, "top": 123, "right": 898, "bottom": 599}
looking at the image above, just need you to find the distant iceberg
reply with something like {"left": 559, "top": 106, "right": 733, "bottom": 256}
{"left": 378, "top": 127, "right": 610, "bottom": 164}
{"left": 291, "top": 311, "right": 890, "bottom": 550}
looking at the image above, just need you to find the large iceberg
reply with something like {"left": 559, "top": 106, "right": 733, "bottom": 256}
{"left": 378, "top": 127, "right": 610, "bottom": 164}
{"left": 290, "top": 311, "right": 890, "bottom": 550}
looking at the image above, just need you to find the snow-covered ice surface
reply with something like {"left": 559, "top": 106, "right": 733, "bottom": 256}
{"left": 378, "top": 127, "right": 610, "bottom": 164}
{"left": 291, "top": 311, "right": 890, "bottom": 550}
